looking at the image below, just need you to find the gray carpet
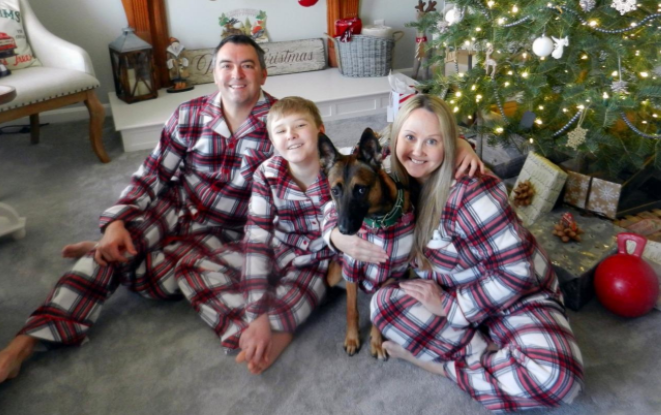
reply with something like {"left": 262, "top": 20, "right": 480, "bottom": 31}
{"left": 1, "top": 116, "right": 660, "bottom": 415}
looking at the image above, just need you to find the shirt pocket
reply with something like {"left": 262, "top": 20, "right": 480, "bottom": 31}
{"left": 239, "top": 149, "right": 271, "bottom": 183}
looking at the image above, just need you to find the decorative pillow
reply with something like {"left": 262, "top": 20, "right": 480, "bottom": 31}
{"left": 0, "top": 0, "right": 40, "bottom": 71}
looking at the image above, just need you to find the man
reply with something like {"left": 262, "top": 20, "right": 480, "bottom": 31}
{"left": 0, "top": 34, "right": 276, "bottom": 382}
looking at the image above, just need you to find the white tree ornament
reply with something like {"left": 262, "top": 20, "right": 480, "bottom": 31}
{"left": 580, "top": 0, "right": 596, "bottom": 11}
{"left": 445, "top": 8, "right": 464, "bottom": 25}
{"left": 611, "top": 79, "right": 629, "bottom": 94}
{"left": 436, "top": 20, "right": 450, "bottom": 34}
{"left": 611, "top": 0, "right": 637, "bottom": 15}
{"left": 532, "top": 35, "right": 554, "bottom": 57}
{"left": 551, "top": 36, "right": 569, "bottom": 59}
{"left": 567, "top": 126, "right": 588, "bottom": 150}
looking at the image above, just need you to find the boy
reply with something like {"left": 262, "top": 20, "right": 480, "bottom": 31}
{"left": 175, "top": 97, "right": 337, "bottom": 374}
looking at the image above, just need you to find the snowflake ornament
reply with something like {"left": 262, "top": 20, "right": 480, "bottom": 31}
{"left": 580, "top": 0, "right": 596, "bottom": 12}
{"left": 611, "top": 79, "right": 629, "bottom": 94}
{"left": 436, "top": 20, "right": 450, "bottom": 35}
{"left": 611, "top": 0, "right": 637, "bottom": 15}
{"left": 567, "top": 126, "right": 588, "bottom": 150}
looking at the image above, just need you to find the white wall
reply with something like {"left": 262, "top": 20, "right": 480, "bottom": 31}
{"left": 28, "top": 0, "right": 418, "bottom": 105}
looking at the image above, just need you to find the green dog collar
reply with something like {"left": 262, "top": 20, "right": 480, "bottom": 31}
{"left": 363, "top": 187, "right": 405, "bottom": 229}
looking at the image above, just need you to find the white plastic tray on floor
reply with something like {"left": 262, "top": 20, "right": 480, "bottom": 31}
{"left": 0, "top": 202, "right": 26, "bottom": 240}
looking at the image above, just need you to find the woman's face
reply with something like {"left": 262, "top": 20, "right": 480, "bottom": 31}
{"left": 395, "top": 108, "right": 445, "bottom": 183}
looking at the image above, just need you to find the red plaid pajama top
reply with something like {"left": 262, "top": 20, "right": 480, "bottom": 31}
{"left": 242, "top": 156, "right": 336, "bottom": 322}
{"left": 322, "top": 204, "right": 415, "bottom": 293}
{"left": 99, "top": 91, "right": 277, "bottom": 238}
{"left": 370, "top": 173, "right": 583, "bottom": 411}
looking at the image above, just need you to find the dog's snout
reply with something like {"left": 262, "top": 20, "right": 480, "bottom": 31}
{"left": 339, "top": 217, "right": 362, "bottom": 235}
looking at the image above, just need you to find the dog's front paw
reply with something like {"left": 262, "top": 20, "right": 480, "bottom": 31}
{"left": 370, "top": 340, "right": 389, "bottom": 361}
{"left": 344, "top": 335, "right": 361, "bottom": 356}
{"left": 369, "top": 327, "right": 388, "bottom": 361}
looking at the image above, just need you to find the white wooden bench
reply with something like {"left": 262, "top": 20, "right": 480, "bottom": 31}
{"left": 109, "top": 68, "right": 394, "bottom": 152}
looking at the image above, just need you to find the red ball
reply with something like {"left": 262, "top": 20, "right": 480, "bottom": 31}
{"left": 298, "top": 0, "right": 319, "bottom": 6}
{"left": 594, "top": 253, "right": 659, "bottom": 318}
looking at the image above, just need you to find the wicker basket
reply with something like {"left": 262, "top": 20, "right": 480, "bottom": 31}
{"left": 330, "top": 34, "right": 396, "bottom": 78}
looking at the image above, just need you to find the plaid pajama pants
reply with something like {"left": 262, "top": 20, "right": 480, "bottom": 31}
{"left": 175, "top": 246, "right": 329, "bottom": 351}
{"left": 371, "top": 286, "right": 584, "bottom": 412}
{"left": 19, "top": 193, "right": 230, "bottom": 347}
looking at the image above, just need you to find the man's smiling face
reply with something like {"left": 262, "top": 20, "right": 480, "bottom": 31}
{"left": 213, "top": 42, "right": 267, "bottom": 109}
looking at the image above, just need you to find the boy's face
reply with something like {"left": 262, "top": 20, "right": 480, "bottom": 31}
{"left": 269, "top": 112, "right": 324, "bottom": 166}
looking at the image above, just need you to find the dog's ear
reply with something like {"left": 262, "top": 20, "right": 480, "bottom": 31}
{"left": 318, "top": 132, "right": 341, "bottom": 174}
{"left": 357, "top": 128, "right": 382, "bottom": 169}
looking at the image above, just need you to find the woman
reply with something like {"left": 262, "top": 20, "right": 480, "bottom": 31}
{"left": 331, "top": 95, "right": 584, "bottom": 412}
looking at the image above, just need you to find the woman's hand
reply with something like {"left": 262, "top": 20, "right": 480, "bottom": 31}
{"left": 400, "top": 279, "right": 447, "bottom": 317}
{"left": 454, "top": 139, "right": 485, "bottom": 180}
{"left": 330, "top": 228, "right": 388, "bottom": 263}
{"left": 239, "top": 313, "right": 272, "bottom": 367}
{"left": 94, "top": 221, "right": 137, "bottom": 266}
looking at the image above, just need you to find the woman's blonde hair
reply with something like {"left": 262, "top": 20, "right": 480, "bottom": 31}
{"left": 389, "top": 95, "right": 457, "bottom": 269}
{"left": 266, "top": 96, "right": 323, "bottom": 133}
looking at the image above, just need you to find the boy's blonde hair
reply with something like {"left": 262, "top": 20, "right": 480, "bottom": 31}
{"left": 389, "top": 95, "right": 457, "bottom": 269}
{"left": 267, "top": 96, "right": 323, "bottom": 133}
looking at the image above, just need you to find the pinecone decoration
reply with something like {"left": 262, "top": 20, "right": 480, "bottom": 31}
{"left": 513, "top": 180, "right": 535, "bottom": 207}
{"left": 580, "top": 0, "right": 596, "bottom": 12}
{"left": 552, "top": 213, "right": 583, "bottom": 243}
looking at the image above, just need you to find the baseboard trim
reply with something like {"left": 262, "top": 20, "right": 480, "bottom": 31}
{"left": 0, "top": 103, "right": 112, "bottom": 127}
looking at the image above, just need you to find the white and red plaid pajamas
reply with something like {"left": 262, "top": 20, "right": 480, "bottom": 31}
{"left": 19, "top": 91, "right": 277, "bottom": 346}
{"left": 175, "top": 156, "right": 336, "bottom": 350}
{"left": 322, "top": 204, "right": 415, "bottom": 293}
{"left": 370, "top": 174, "right": 584, "bottom": 412}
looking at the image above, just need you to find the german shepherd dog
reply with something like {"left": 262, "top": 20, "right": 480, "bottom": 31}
{"left": 319, "top": 128, "right": 414, "bottom": 360}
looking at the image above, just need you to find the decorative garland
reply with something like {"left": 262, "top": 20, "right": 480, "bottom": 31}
{"left": 552, "top": 110, "right": 583, "bottom": 137}
{"left": 491, "top": 81, "right": 509, "bottom": 122}
{"left": 620, "top": 113, "right": 661, "bottom": 139}
{"left": 502, "top": 16, "right": 532, "bottom": 27}
{"left": 498, "top": 6, "right": 661, "bottom": 33}
{"left": 558, "top": 7, "right": 661, "bottom": 34}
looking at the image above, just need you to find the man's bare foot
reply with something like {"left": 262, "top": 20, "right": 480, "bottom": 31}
{"left": 235, "top": 332, "right": 293, "bottom": 375}
{"left": 0, "top": 335, "right": 38, "bottom": 383}
{"left": 62, "top": 241, "right": 97, "bottom": 258}
{"left": 382, "top": 340, "right": 446, "bottom": 376}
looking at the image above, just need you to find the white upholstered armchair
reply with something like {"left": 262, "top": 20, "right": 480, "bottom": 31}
{"left": 0, "top": 0, "right": 109, "bottom": 162}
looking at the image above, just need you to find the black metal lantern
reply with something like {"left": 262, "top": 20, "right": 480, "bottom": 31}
{"left": 109, "top": 27, "right": 158, "bottom": 104}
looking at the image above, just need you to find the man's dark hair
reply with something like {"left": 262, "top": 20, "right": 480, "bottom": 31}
{"left": 214, "top": 34, "right": 267, "bottom": 70}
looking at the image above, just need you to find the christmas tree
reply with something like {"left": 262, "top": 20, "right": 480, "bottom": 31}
{"left": 412, "top": 0, "right": 661, "bottom": 177}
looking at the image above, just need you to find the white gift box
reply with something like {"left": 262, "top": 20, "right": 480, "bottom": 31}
{"left": 387, "top": 72, "right": 418, "bottom": 122}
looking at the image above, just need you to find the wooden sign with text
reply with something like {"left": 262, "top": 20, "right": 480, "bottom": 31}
{"left": 182, "top": 38, "right": 326, "bottom": 85}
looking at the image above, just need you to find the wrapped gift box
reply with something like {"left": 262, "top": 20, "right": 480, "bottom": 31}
{"left": 586, "top": 177, "right": 623, "bottom": 219}
{"left": 480, "top": 134, "right": 529, "bottom": 179}
{"left": 561, "top": 158, "right": 661, "bottom": 219}
{"left": 528, "top": 209, "right": 620, "bottom": 311}
{"left": 510, "top": 152, "right": 567, "bottom": 226}
{"left": 563, "top": 170, "right": 591, "bottom": 209}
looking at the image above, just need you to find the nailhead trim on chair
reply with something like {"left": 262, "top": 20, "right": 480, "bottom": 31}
{"left": 0, "top": 83, "right": 100, "bottom": 112}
